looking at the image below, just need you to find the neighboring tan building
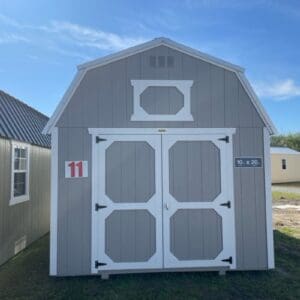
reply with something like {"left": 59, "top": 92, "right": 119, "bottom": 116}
{"left": 271, "top": 147, "right": 300, "bottom": 183}
{"left": 0, "top": 90, "right": 51, "bottom": 266}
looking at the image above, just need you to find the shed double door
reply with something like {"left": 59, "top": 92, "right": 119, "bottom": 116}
{"left": 92, "top": 133, "right": 236, "bottom": 273}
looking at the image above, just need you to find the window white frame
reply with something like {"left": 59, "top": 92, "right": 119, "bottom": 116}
{"left": 131, "top": 80, "right": 194, "bottom": 121}
{"left": 10, "top": 141, "right": 30, "bottom": 206}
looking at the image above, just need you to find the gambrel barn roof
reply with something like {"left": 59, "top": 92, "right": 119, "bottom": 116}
{"left": 43, "top": 37, "right": 277, "bottom": 135}
{"left": 0, "top": 90, "right": 51, "bottom": 148}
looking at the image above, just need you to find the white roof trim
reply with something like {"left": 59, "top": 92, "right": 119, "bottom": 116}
{"left": 236, "top": 72, "right": 277, "bottom": 135}
{"left": 77, "top": 37, "right": 245, "bottom": 73}
{"left": 43, "top": 69, "right": 86, "bottom": 134}
{"left": 43, "top": 37, "right": 277, "bottom": 135}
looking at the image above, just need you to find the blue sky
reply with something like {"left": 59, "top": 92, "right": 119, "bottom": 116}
{"left": 0, "top": 0, "right": 299, "bottom": 133}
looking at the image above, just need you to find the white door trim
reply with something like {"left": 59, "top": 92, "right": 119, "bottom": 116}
{"left": 89, "top": 128, "right": 237, "bottom": 273}
{"left": 88, "top": 128, "right": 236, "bottom": 136}
{"left": 91, "top": 134, "right": 162, "bottom": 273}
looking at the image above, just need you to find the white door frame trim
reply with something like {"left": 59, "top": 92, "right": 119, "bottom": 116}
{"left": 89, "top": 127, "right": 237, "bottom": 272}
{"left": 88, "top": 128, "right": 236, "bottom": 136}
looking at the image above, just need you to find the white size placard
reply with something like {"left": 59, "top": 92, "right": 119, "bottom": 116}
{"left": 65, "top": 161, "right": 88, "bottom": 178}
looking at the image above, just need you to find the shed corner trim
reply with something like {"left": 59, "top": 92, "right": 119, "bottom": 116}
{"left": 49, "top": 127, "right": 58, "bottom": 275}
{"left": 264, "top": 127, "right": 275, "bottom": 269}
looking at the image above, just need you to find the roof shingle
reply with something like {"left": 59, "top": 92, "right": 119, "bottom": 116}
{"left": 0, "top": 90, "right": 51, "bottom": 148}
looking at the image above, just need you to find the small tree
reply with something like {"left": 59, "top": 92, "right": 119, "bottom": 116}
{"left": 271, "top": 133, "right": 300, "bottom": 152}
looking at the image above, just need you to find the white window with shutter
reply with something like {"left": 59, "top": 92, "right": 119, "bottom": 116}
{"left": 10, "top": 141, "right": 30, "bottom": 205}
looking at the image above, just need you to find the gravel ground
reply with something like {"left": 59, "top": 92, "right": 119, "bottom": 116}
{"left": 273, "top": 199, "right": 300, "bottom": 238}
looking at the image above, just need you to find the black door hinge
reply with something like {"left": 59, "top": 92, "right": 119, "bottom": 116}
{"left": 220, "top": 201, "right": 231, "bottom": 209}
{"left": 95, "top": 203, "right": 107, "bottom": 211}
{"left": 218, "top": 136, "right": 229, "bottom": 143}
{"left": 96, "top": 136, "right": 107, "bottom": 143}
{"left": 222, "top": 256, "right": 233, "bottom": 264}
{"left": 95, "top": 260, "right": 107, "bottom": 268}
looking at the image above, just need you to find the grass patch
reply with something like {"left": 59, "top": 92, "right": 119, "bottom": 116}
{"left": 0, "top": 230, "right": 299, "bottom": 300}
{"left": 279, "top": 226, "right": 300, "bottom": 239}
{"left": 272, "top": 190, "right": 300, "bottom": 201}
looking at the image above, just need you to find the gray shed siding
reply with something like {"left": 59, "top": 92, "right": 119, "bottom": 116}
{"left": 55, "top": 45, "right": 268, "bottom": 275}
{"left": 0, "top": 137, "right": 50, "bottom": 266}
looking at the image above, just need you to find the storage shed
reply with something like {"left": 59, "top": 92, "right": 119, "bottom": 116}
{"left": 271, "top": 147, "right": 300, "bottom": 183}
{"left": 43, "top": 37, "right": 277, "bottom": 277}
{"left": 0, "top": 90, "right": 51, "bottom": 266}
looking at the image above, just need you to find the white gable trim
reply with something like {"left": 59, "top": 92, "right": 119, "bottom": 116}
{"left": 77, "top": 37, "right": 245, "bottom": 73}
{"left": 43, "top": 37, "right": 277, "bottom": 135}
{"left": 236, "top": 73, "right": 277, "bottom": 135}
{"left": 42, "top": 69, "right": 86, "bottom": 134}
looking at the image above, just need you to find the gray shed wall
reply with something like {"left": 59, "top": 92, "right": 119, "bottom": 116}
{"left": 0, "top": 137, "right": 50, "bottom": 266}
{"left": 55, "top": 45, "right": 268, "bottom": 275}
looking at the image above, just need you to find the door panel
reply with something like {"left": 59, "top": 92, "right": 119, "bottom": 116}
{"left": 105, "top": 210, "right": 156, "bottom": 262}
{"left": 92, "top": 135, "right": 162, "bottom": 272}
{"left": 169, "top": 141, "right": 221, "bottom": 202}
{"left": 163, "top": 134, "right": 236, "bottom": 269}
{"left": 105, "top": 141, "right": 155, "bottom": 203}
{"left": 170, "top": 209, "right": 223, "bottom": 260}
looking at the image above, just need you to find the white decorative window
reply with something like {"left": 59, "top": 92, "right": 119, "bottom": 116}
{"left": 131, "top": 80, "right": 194, "bottom": 121}
{"left": 10, "top": 142, "right": 30, "bottom": 205}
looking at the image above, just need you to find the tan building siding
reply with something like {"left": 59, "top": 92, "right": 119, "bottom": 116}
{"left": 0, "top": 137, "right": 51, "bottom": 266}
{"left": 271, "top": 154, "right": 300, "bottom": 183}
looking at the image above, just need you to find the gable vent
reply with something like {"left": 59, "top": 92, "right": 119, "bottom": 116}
{"left": 149, "top": 56, "right": 174, "bottom": 68}
{"left": 167, "top": 56, "right": 174, "bottom": 67}
{"left": 158, "top": 56, "right": 165, "bottom": 67}
{"left": 149, "top": 56, "right": 156, "bottom": 67}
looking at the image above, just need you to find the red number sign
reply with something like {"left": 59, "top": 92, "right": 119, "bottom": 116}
{"left": 65, "top": 161, "right": 87, "bottom": 178}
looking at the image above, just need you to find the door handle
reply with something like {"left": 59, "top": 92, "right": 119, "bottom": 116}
{"left": 165, "top": 202, "right": 169, "bottom": 210}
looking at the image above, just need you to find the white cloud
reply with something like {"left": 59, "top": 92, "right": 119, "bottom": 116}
{"left": 47, "top": 21, "right": 146, "bottom": 51}
{"left": 184, "top": 0, "right": 266, "bottom": 9}
{"left": 0, "top": 33, "right": 30, "bottom": 44}
{"left": 46, "top": 44, "right": 91, "bottom": 60}
{"left": 254, "top": 79, "right": 300, "bottom": 100}
{"left": 0, "top": 13, "right": 22, "bottom": 28}
{"left": 0, "top": 14, "right": 147, "bottom": 59}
